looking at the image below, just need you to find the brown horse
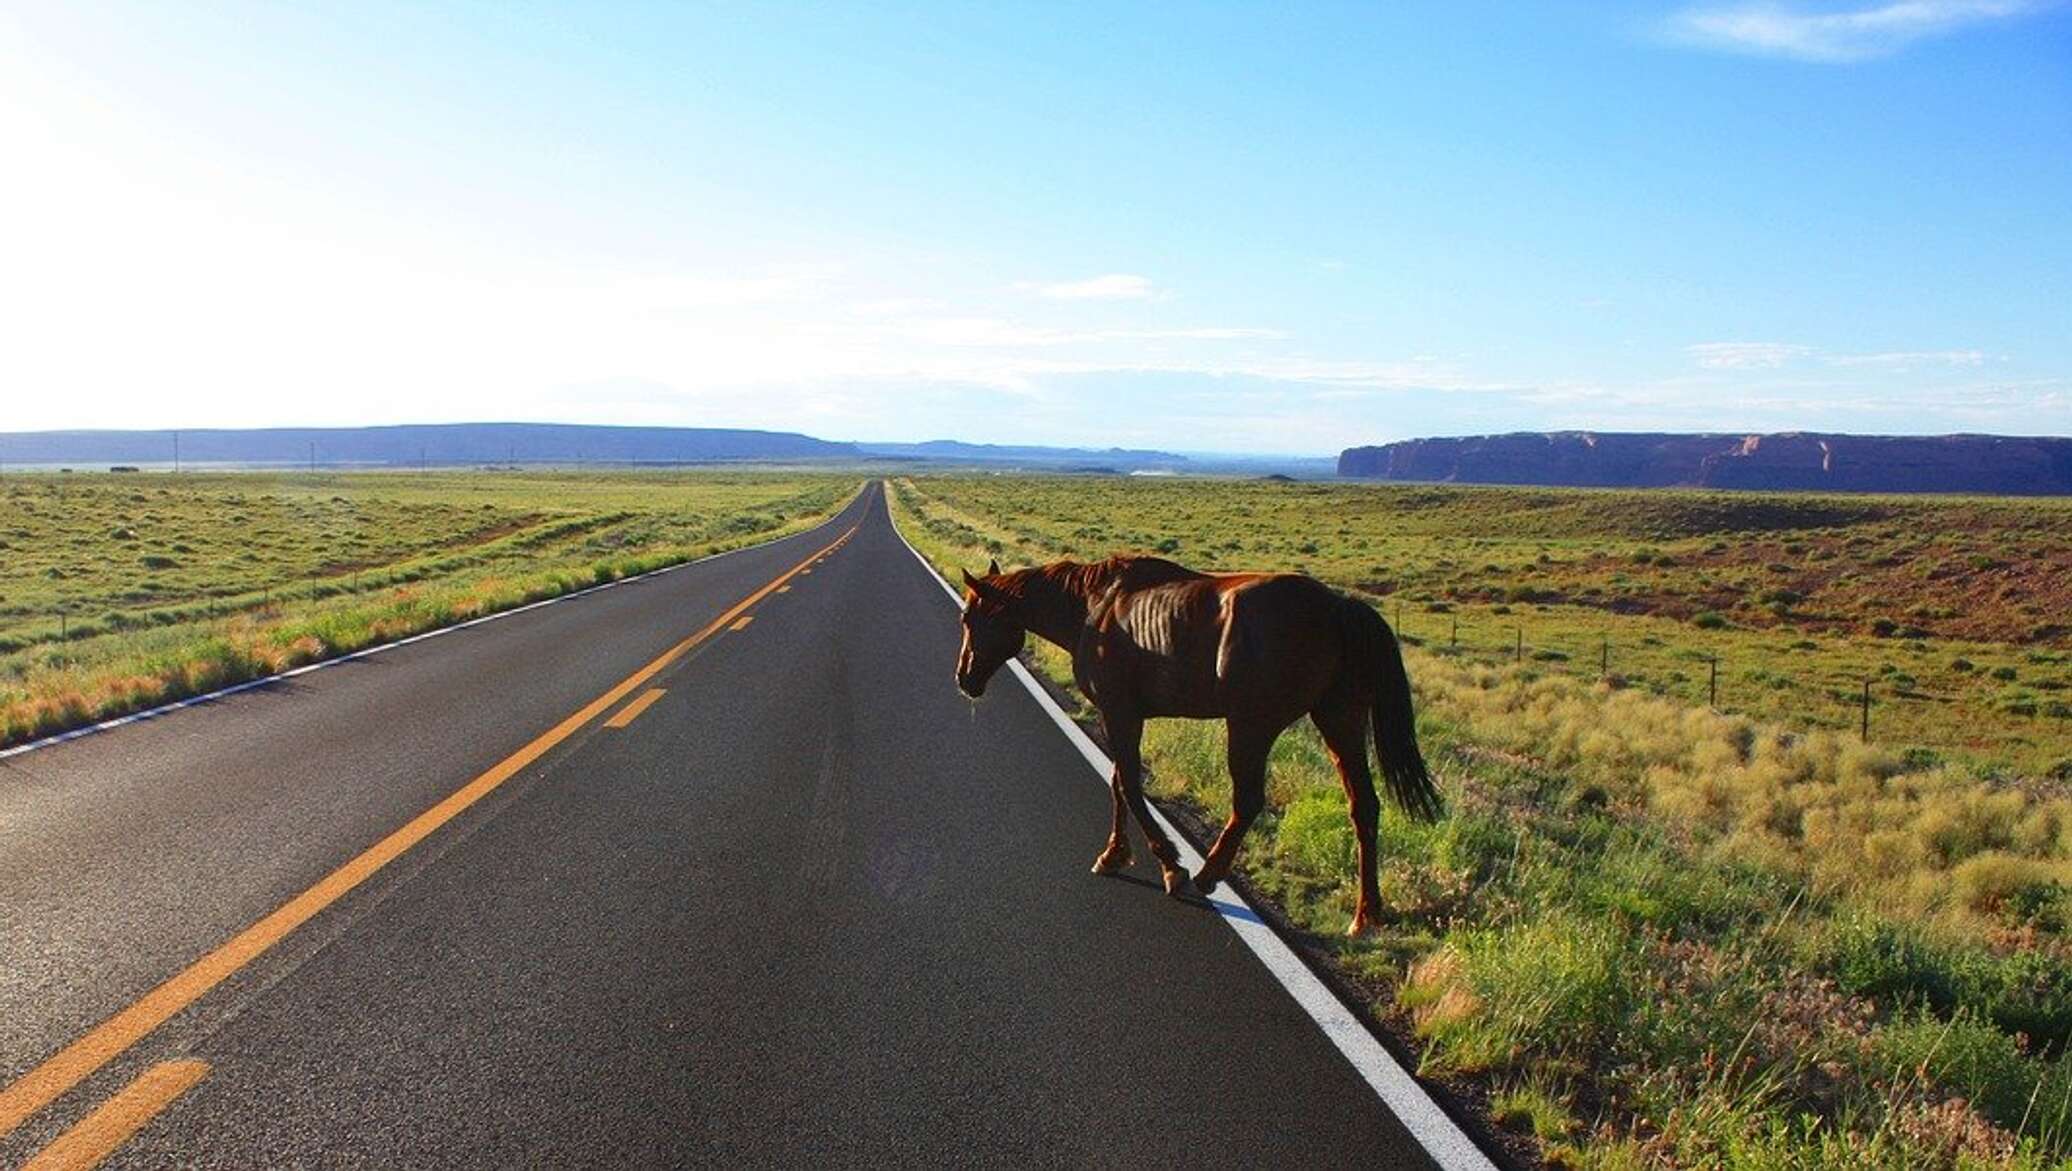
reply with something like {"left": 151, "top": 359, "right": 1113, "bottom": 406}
{"left": 954, "top": 554, "right": 1439, "bottom": 935}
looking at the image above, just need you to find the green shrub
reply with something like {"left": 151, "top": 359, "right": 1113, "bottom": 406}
{"left": 1822, "top": 917, "right": 2072, "bottom": 1054}
{"left": 1874, "top": 1009, "right": 2037, "bottom": 1133}
{"left": 1401, "top": 912, "right": 1634, "bottom": 1074}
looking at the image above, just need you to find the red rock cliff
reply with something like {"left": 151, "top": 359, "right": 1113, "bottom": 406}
{"left": 1338, "top": 432, "right": 2072, "bottom": 494}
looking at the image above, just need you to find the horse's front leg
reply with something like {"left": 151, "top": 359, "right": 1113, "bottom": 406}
{"left": 1104, "top": 712, "right": 1191, "bottom": 897}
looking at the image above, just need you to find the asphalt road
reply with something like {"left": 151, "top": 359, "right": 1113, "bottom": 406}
{"left": 0, "top": 482, "right": 1440, "bottom": 1167}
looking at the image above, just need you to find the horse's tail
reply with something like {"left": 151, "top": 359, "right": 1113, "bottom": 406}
{"left": 1338, "top": 597, "right": 1442, "bottom": 822}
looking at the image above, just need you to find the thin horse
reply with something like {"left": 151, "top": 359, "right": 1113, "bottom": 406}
{"left": 954, "top": 555, "right": 1440, "bottom": 935}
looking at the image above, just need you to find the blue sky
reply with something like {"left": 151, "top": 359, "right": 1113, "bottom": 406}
{"left": 1, "top": 1, "right": 2066, "bottom": 453}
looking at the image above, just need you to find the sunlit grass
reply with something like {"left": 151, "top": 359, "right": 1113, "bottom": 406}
{"left": 1, "top": 470, "right": 860, "bottom": 745}
{"left": 902, "top": 472, "right": 2072, "bottom": 777}
{"left": 889, "top": 474, "right": 2072, "bottom": 1168}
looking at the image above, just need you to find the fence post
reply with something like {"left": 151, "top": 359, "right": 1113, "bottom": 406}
{"left": 1450, "top": 615, "right": 1457, "bottom": 648}
{"left": 1600, "top": 635, "right": 1609, "bottom": 676}
{"left": 1861, "top": 679, "right": 1872, "bottom": 741}
{"left": 1515, "top": 627, "right": 1523, "bottom": 662}
{"left": 1709, "top": 655, "right": 1719, "bottom": 707}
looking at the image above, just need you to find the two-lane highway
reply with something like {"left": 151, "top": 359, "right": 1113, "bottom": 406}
{"left": 1, "top": 483, "right": 1447, "bottom": 1167}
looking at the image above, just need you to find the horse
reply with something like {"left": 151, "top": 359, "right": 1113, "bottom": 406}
{"left": 953, "top": 555, "right": 1440, "bottom": 935}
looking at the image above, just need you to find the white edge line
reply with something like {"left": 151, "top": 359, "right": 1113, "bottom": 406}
{"left": 884, "top": 481, "right": 1496, "bottom": 1171}
{"left": 0, "top": 490, "right": 868, "bottom": 763}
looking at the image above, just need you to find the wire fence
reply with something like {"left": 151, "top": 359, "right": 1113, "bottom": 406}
{"left": 1376, "top": 598, "right": 2072, "bottom": 757}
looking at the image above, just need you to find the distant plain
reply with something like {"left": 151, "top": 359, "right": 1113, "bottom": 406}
{"left": 0, "top": 469, "right": 858, "bottom": 746}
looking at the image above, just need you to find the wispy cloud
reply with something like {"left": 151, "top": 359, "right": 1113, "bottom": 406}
{"left": 1685, "top": 341, "right": 1997, "bottom": 372}
{"left": 1826, "top": 348, "right": 1986, "bottom": 369}
{"left": 1016, "top": 273, "right": 1160, "bottom": 301}
{"left": 1515, "top": 370, "right": 2069, "bottom": 436}
{"left": 1665, "top": 1, "right": 2045, "bottom": 63}
{"left": 883, "top": 316, "right": 1285, "bottom": 348}
{"left": 1688, "top": 341, "right": 1814, "bottom": 368}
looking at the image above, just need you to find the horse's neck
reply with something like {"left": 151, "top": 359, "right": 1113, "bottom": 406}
{"left": 1016, "top": 561, "right": 1117, "bottom": 650}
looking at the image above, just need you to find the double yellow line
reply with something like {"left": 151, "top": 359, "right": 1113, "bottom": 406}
{"left": 0, "top": 523, "right": 855, "bottom": 1161}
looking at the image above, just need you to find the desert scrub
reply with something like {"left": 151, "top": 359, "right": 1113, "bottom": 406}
{"left": 1401, "top": 654, "right": 2072, "bottom": 938}
{"left": 887, "top": 476, "right": 2072, "bottom": 1168}
{"left": 1, "top": 471, "right": 859, "bottom": 746}
{"left": 903, "top": 472, "right": 2072, "bottom": 776}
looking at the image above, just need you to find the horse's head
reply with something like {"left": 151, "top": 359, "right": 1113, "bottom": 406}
{"left": 956, "top": 558, "right": 1026, "bottom": 699}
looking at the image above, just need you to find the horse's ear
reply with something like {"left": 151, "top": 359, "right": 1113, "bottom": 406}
{"left": 962, "top": 568, "right": 982, "bottom": 592}
{"left": 988, "top": 558, "right": 1001, "bottom": 576}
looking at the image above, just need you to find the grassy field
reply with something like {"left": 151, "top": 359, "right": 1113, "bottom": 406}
{"left": 891, "top": 474, "right": 2072, "bottom": 1169}
{"left": 0, "top": 470, "right": 859, "bottom": 747}
{"left": 901, "top": 474, "right": 2072, "bottom": 778}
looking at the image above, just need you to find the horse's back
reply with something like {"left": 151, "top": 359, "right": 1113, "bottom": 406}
{"left": 1092, "top": 568, "right": 1344, "bottom": 719}
{"left": 1212, "top": 573, "right": 1347, "bottom": 695}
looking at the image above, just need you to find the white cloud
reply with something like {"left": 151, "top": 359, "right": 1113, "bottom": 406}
{"left": 1686, "top": 343, "right": 1992, "bottom": 372}
{"left": 1687, "top": 341, "right": 1814, "bottom": 368}
{"left": 1666, "top": 1, "right": 2046, "bottom": 63}
{"left": 1016, "top": 273, "right": 1160, "bottom": 301}
{"left": 1132, "top": 327, "right": 1286, "bottom": 341}
{"left": 1826, "top": 349, "right": 1986, "bottom": 369}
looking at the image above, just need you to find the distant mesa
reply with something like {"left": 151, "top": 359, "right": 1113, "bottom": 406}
{"left": 854, "top": 440, "right": 1187, "bottom": 470}
{"left": 0, "top": 423, "right": 856, "bottom": 468}
{"left": 1338, "top": 432, "right": 2072, "bottom": 495}
{"left": 0, "top": 424, "right": 1193, "bottom": 471}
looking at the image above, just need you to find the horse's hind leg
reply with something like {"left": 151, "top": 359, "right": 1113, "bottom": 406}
{"left": 1314, "top": 697, "right": 1383, "bottom": 936}
{"left": 1091, "top": 756, "right": 1133, "bottom": 874}
{"left": 1193, "top": 716, "right": 1275, "bottom": 893}
{"left": 1104, "top": 712, "right": 1191, "bottom": 896}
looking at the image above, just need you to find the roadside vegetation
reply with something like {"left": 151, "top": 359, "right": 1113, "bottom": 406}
{"left": 0, "top": 470, "right": 858, "bottom": 748}
{"left": 902, "top": 474, "right": 2072, "bottom": 778}
{"left": 891, "top": 474, "right": 2072, "bottom": 1169}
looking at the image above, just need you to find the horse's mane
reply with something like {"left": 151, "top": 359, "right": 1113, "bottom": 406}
{"left": 1018, "top": 554, "right": 1202, "bottom": 602}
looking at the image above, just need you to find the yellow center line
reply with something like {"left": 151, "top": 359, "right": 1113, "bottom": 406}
{"left": 21, "top": 1060, "right": 209, "bottom": 1171}
{"left": 728, "top": 616, "right": 754, "bottom": 632}
{"left": 602, "top": 688, "right": 667, "bottom": 729}
{"left": 0, "top": 524, "right": 856, "bottom": 1141}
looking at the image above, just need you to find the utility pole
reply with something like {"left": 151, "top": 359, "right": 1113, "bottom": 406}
{"left": 309, "top": 442, "right": 317, "bottom": 474}
{"left": 172, "top": 430, "right": 180, "bottom": 474}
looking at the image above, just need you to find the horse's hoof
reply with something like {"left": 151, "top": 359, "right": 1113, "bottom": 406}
{"left": 1346, "top": 912, "right": 1380, "bottom": 937}
{"left": 1191, "top": 868, "right": 1221, "bottom": 894}
{"left": 1162, "top": 869, "right": 1197, "bottom": 898}
{"left": 1089, "top": 849, "right": 1130, "bottom": 875}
